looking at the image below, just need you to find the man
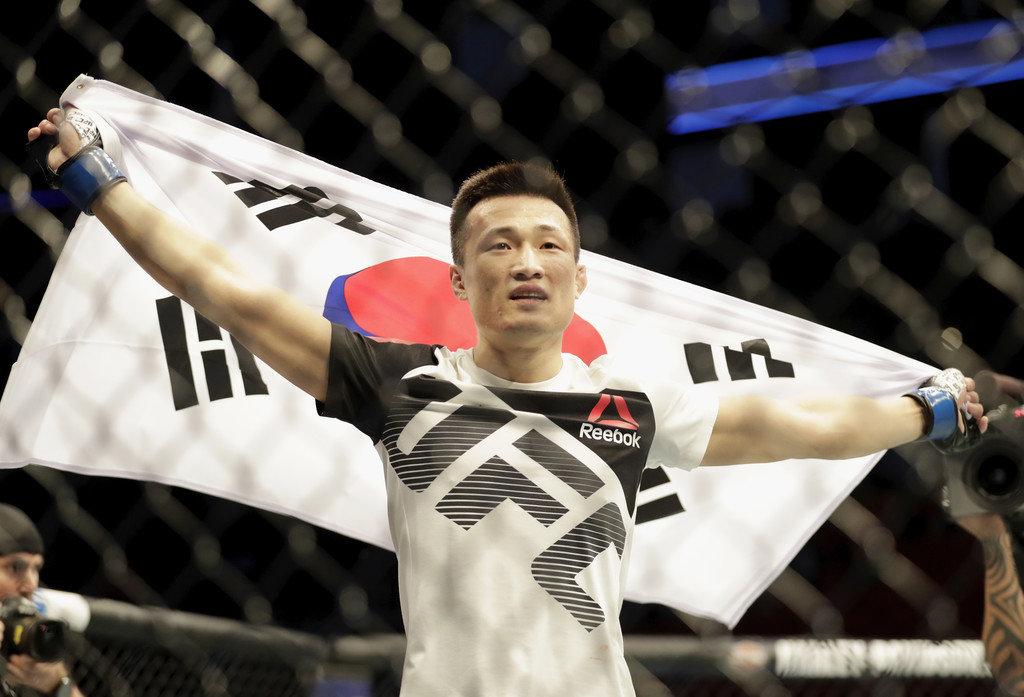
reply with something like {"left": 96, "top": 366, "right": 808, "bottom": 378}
{"left": 0, "top": 505, "right": 81, "bottom": 697}
{"left": 27, "top": 106, "right": 988, "bottom": 696}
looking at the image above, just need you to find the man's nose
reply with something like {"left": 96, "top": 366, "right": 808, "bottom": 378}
{"left": 19, "top": 569, "right": 38, "bottom": 596}
{"left": 511, "top": 246, "right": 543, "bottom": 278}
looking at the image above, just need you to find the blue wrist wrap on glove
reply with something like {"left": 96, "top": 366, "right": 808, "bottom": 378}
{"left": 905, "top": 385, "right": 959, "bottom": 440}
{"left": 57, "top": 146, "right": 126, "bottom": 215}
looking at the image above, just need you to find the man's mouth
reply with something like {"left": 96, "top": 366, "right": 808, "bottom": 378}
{"left": 509, "top": 287, "right": 548, "bottom": 302}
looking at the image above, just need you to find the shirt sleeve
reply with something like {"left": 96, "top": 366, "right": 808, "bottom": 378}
{"left": 644, "top": 380, "right": 719, "bottom": 471}
{"left": 316, "top": 322, "right": 438, "bottom": 442}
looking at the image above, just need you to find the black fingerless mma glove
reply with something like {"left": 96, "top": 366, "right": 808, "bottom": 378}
{"left": 903, "top": 369, "right": 982, "bottom": 454}
{"left": 26, "top": 110, "right": 126, "bottom": 215}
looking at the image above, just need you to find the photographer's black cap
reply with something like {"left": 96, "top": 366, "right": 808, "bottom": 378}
{"left": 0, "top": 504, "right": 43, "bottom": 556}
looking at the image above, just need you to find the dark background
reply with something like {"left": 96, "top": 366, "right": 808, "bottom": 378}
{"left": 1, "top": 0, "right": 1022, "bottom": 651}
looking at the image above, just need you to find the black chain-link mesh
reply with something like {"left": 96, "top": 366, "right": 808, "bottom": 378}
{"left": 69, "top": 634, "right": 314, "bottom": 697}
{"left": 2, "top": 1, "right": 1024, "bottom": 695}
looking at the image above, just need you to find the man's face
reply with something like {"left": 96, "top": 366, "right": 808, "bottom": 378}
{"left": 0, "top": 553, "right": 43, "bottom": 601}
{"left": 450, "top": 194, "right": 587, "bottom": 349}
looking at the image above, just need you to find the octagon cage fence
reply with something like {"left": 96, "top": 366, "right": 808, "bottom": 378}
{"left": 2, "top": 1, "right": 1024, "bottom": 696}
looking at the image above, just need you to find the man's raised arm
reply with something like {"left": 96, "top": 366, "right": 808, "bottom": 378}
{"left": 702, "top": 370, "right": 989, "bottom": 466}
{"left": 28, "top": 108, "right": 331, "bottom": 401}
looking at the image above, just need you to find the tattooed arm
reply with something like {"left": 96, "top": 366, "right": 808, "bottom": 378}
{"left": 959, "top": 514, "right": 1024, "bottom": 696}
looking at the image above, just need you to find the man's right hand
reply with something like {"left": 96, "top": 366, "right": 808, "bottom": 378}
{"left": 26, "top": 108, "right": 122, "bottom": 216}
{"left": 27, "top": 108, "right": 91, "bottom": 174}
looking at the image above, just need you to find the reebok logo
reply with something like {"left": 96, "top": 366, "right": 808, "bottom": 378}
{"left": 588, "top": 393, "right": 638, "bottom": 429}
{"left": 579, "top": 393, "right": 641, "bottom": 448}
{"left": 579, "top": 422, "right": 641, "bottom": 448}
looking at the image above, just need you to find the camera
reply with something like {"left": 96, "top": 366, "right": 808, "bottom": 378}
{"left": 943, "top": 401, "right": 1024, "bottom": 518}
{"left": 0, "top": 596, "right": 68, "bottom": 663}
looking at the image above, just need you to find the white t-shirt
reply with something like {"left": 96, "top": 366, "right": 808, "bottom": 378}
{"left": 318, "top": 324, "right": 718, "bottom": 697}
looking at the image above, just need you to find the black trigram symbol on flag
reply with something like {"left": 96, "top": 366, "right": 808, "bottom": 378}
{"left": 156, "top": 296, "right": 269, "bottom": 411}
{"left": 213, "top": 171, "right": 376, "bottom": 235}
{"left": 635, "top": 466, "right": 685, "bottom": 525}
{"left": 683, "top": 338, "right": 794, "bottom": 384}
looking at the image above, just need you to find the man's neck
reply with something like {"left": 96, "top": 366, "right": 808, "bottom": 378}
{"left": 472, "top": 337, "right": 564, "bottom": 383}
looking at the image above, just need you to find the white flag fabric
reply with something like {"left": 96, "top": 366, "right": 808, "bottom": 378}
{"left": 0, "top": 76, "right": 937, "bottom": 627}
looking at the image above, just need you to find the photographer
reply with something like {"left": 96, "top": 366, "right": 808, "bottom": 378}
{"left": 0, "top": 505, "right": 82, "bottom": 697}
{"left": 945, "top": 372, "right": 1024, "bottom": 695}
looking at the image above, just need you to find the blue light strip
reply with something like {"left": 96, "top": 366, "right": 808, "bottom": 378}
{"left": 0, "top": 190, "right": 69, "bottom": 214}
{"left": 666, "top": 18, "right": 1024, "bottom": 134}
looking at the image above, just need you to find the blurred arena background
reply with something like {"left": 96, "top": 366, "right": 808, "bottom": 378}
{"left": 2, "top": 0, "right": 1024, "bottom": 695}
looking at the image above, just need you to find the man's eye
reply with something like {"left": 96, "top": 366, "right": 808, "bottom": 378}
{"left": 492, "top": 242, "right": 510, "bottom": 250}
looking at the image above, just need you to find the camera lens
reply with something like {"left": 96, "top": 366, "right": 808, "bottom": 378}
{"left": 963, "top": 438, "right": 1024, "bottom": 513}
{"left": 28, "top": 620, "right": 66, "bottom": 663}
{"left": 975, "top": 455, "right": 1020, "bottom": 498}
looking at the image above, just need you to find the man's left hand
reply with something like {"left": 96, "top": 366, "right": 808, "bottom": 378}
{"left": 4, "top": 655, "right": 69, "bottom": 694}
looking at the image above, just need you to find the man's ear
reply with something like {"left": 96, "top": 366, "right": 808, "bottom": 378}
{"left": 450, "top": 264, "right": 468, "bottom": 301}
{"left": 575, "top": 264, "right": 588, "bottom": 299}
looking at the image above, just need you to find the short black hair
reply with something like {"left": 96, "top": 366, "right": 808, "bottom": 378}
{"left": 449, "top": 161, "right": 579, "bottom": 266}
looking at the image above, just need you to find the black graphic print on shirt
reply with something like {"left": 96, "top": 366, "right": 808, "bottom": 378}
{"left": 381, "top": 375, "right": 655, "bottom": 631}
